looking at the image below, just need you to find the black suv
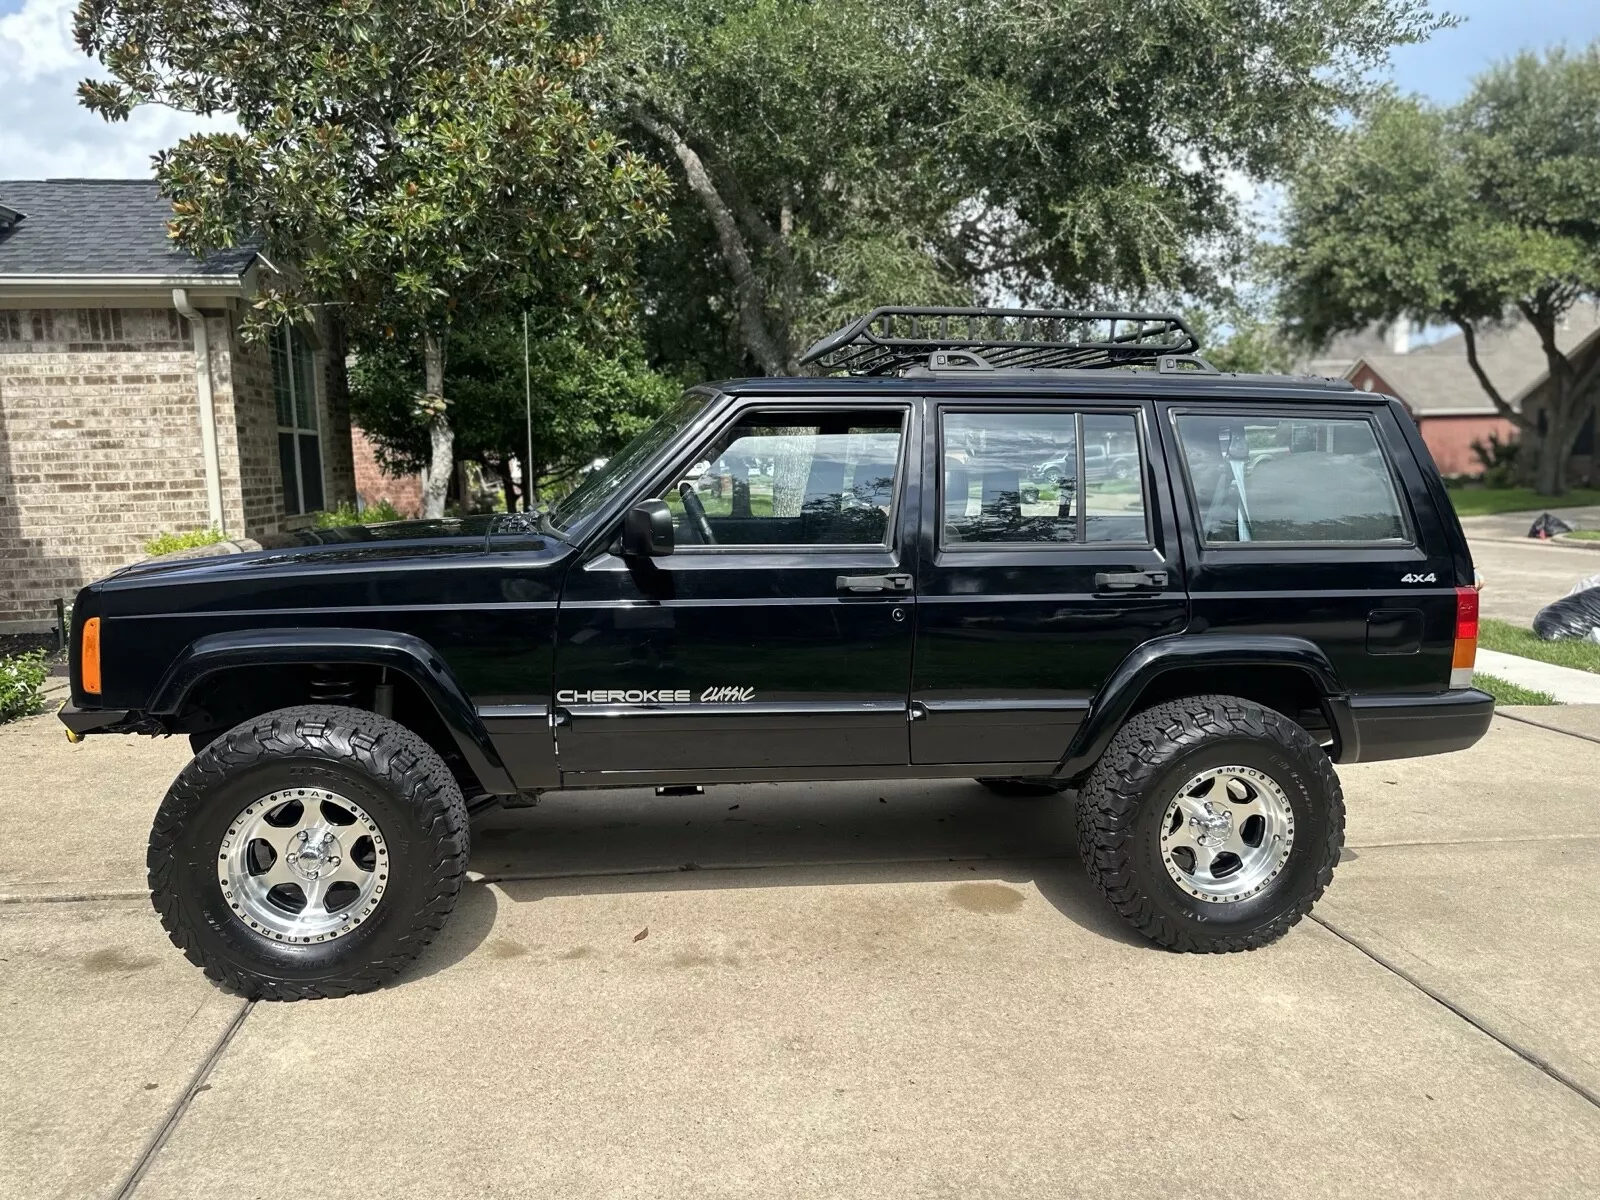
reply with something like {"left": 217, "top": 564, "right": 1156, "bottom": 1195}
{"left": 59, "top": 308, "right": 1493, "bottom": 998}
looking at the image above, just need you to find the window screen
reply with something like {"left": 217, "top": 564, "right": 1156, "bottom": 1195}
{"left": 1175, "top": 414, "right": 1407, "bottom": 544}
{"left": 660, "top": 409, "right": 904, "bottom": 546}
{"left": 942, "top": 411, "right": 1146, "bottom": 546}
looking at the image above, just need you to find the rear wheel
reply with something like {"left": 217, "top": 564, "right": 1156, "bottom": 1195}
{"left": 1077, "top": 695, "right": 1342, "bottom": 952}
{"left": 149, "top": 705, "right": 469, "bottom": 999}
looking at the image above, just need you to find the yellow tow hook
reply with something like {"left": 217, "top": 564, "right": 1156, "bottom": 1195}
{"left": 59, "top": 702, "right": 82, "bottom": 744}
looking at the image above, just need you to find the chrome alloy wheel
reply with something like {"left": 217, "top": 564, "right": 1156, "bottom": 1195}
{"left": 1159, "top": 766, "right": 1295, "bottom": 904}
{"left": 218, "top": 789, "right": 389, "bottom": 943}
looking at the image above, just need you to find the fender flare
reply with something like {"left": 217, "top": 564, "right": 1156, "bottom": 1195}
{"left": 147, "top": 627, "right": 516, "bottom": 796}
{"left": 1056, "top": 634, "right": 1355, "bottom": 779}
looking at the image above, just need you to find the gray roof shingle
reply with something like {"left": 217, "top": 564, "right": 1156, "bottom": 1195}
{"left": 0, "top": 179, "right": 255, "bottom": 279}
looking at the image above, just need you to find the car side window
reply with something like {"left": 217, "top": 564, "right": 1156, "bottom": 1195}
{"left": 941, "top": 410, "right": 1148, "bottom": 547}
{"left": 660, "top": 408, "right": 905, "bottom": 547}
{"left": 1174, "top": 413, "right": 1408, "bottom": 545}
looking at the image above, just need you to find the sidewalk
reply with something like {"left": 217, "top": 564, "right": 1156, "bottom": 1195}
{"left": 1477, "top": 647, "right": 1600, "bottom": 703}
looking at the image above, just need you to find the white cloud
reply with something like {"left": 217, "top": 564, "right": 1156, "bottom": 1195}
{"left": 0, "top": 0, "right": 232, "bottom": 180}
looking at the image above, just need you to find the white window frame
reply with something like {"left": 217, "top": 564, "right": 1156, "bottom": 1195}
{"left": 272, "top": 324, "right": 325, "bottom": 516}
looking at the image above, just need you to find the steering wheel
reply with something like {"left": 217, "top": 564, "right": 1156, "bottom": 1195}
{"left": 678, "top": 482, "right": 716, "bottom": 545}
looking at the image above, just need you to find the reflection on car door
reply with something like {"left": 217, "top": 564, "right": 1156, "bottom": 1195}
{"left": 552, "top": 399, "right": 919, "bottom": 783}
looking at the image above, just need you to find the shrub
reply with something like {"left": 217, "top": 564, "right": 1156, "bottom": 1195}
{"left": 144, "top": 526, "right": 225, "bottom": 556}
{"left": 313, "top": 498, "right": 405, "bottom": 528}
{"left": 1469, "top": 432, "right": 1520, "bottom": 489}
{"left": 0, "top": 651, "right": 49, "bottom": 724}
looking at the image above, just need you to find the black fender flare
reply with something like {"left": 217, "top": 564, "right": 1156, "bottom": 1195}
{"left": 1056, "top": 634, "right": 1355, "bottom": 779}
{"left": 147, "top": 627, "right": 516, "bottom": 796}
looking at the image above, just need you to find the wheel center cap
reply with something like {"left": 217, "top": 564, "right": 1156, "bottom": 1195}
{"left": 1191, "top": 805, "right": 1233, "bottom": 848}
{"left": 286, "top": 829, "right": 342, "bottom": 880}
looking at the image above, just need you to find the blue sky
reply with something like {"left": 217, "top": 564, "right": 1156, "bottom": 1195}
{"left": 2, "top": 0, "right": 1599, "bottom": 180}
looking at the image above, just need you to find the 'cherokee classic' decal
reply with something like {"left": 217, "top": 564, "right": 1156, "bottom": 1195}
{"left": 557, "top": 687, "right": 756, "bottom": 704}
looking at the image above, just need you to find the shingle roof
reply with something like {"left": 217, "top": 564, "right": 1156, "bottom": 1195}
{"left": 0, "top": 179, "right": 255, "bottom": 279}
{"left": 1349, "top": 306, "right": 1600, "bottom": 415}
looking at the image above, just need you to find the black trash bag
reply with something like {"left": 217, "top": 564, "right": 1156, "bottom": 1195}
{"left": 1533, "top": 581, "right": 1600, "bottom": 641}
{"left": 1529, "top": 512, "right": 1574, "bottom": 539}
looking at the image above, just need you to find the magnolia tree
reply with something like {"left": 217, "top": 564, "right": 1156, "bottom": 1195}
{"left": 76, "top": 0, "right": 668, "bottom": 515}
{"left": 1277, "top": 44, "right": 1600, "bottom": 494}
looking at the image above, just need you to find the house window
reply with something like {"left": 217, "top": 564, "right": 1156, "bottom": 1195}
{"left": 271, "top": 326, "right": 323, "bottom": 515}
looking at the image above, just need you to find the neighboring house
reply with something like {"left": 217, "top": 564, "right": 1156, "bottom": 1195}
{"left": 0, "top": 179, "right": 357, "bottom": 630}
{"left": 1342, "top": 308, "right": 1600, "bottom": 478}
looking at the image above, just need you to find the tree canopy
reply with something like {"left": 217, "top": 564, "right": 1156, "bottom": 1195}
{"left": 577, "top": 0, "right": 1445, "bottom": 378}
{"left": 1276, "top": 43, "right": 1600, "bottom": 493}
{"left": 76, "top": 0, "right": 669, "bottom": 513}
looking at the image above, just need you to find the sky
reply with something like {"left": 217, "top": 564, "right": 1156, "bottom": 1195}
{"left": 2, "top": 0, "right": 1599, "bottom": 184}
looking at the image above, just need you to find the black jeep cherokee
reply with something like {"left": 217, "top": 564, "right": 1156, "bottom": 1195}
{"left": 59, "top": 308, "right": 1493, "bottom": 998}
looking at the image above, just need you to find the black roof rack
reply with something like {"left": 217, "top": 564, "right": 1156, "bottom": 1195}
{"left": 799, "top": 306, "right": 1201, "bottom": 376}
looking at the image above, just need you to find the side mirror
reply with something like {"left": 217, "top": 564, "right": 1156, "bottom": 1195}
{"left": 621, "top": 499, "right": 674, "bottom": 557}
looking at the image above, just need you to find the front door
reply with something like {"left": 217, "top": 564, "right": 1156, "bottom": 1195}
{"left": 553, "top": 398, "right": 919, "bottom": 784}
{"left": 911, "top": 401, "right": 1189, "bottom": 768}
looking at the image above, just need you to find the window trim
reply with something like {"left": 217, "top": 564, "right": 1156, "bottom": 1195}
{"left": 1168, "top": 407, "right": 1416, "bottom": 550}
{"left": 935, "top": 405, "right": 1154, "bottom": 552}
{"left": 650, "top": 402, "right": 913, "bottom": 554}
{"left": 272, "top": 324, "right": 324, "bottom": 517}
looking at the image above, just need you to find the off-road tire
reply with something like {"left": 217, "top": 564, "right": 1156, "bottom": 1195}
{"left": 1077, "top": 695, "right": 1342, "bottom": 952}
{"left": 149, "top": 705, "right": 470, "bottom": 999}
{"left": 974, "top": 777, "right": 1066, "bottom": 798}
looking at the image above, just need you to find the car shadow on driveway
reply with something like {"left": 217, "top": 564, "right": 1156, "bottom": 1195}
{"left": 402, "top": 778, "right": 1148, "bottom": 983}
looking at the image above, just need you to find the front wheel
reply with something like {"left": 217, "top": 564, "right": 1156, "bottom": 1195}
{"left": 148, "top": 705, "right": 470, "bottom": 999}
{"left": 1077, "top": 695, "right": 1343, "bottom": 952}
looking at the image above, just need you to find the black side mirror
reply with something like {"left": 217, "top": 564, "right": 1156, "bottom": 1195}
{"left": 621, "top": 499, "right": 674, "bottom": 557}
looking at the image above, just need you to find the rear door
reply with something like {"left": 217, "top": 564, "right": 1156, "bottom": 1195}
{"left": 910, "top": 399, "right": 1189, "bottom": 768}
{"left": 1161, "top": 401, "right": 1459, "bottom": 697}
{"left": 552, "top": 398, "right": 919, "bottom": 782}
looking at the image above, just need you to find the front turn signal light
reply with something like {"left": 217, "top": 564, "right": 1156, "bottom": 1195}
{"left": 81, "top": 617, "right": 102, "bottom": 695}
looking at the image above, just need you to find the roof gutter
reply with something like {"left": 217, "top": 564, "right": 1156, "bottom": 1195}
{"left": 172, "top": 288, "right": 227, "bottom": 535}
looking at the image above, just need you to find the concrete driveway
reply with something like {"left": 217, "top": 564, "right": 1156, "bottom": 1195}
{"left": 3, "top": 703, "right": 1599, "bottom": 1198}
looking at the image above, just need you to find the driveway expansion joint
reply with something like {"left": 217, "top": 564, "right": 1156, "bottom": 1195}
{"left": 1496, "top": 709, "right": 1600, "bottom": 747}
{"left": 112, "top": 999, "right": 256, "bottom": 1200}
{"left": 1311, "top": 914, "right": 1600, "bottom": 1112}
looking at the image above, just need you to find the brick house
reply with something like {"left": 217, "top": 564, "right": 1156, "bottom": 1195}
{"left": 0, "top": 179, "right": 357, "bottom": 630}
{"left": 1342, "top": 308, "right": 1600, "bottom": 478}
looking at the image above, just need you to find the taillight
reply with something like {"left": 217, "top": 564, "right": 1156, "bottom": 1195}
{"left": 81, "top": 617, "right": 102, "bottom": 695}
{"left": 1451, "top": 586, "right": 1478, "bottom": 688}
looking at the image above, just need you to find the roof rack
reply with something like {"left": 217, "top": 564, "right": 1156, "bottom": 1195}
{"left": 799, "top": 306, "right": 1201, "bottom": 376}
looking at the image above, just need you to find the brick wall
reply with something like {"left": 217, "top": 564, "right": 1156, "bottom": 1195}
{"left": 351, "top": 423, "right": 423, "bottom": 517}
{"left": 0, "top": 307, "right": 212, "bottom": 626}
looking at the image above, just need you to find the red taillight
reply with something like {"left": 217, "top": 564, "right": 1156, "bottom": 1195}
{"left": 1451, "top": 586, "right": 1478, "bottom": 686}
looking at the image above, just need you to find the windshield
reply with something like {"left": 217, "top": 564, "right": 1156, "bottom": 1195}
{"left": 548, "top": 390, "right": 709, "bottom": 533}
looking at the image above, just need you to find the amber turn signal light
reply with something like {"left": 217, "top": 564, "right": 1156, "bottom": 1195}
{"left": 81, "top": 616, "right": 102, "bottom": 695}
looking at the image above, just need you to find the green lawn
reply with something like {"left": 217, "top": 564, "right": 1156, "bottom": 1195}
{"left": 1565, "top": 530, "right": 1600, "bottom": 541}
{"left": 1479, "top": 617, "right": 1600, "bottom": 675}
{"left": 1473, "top": 672, "right": 1557, "bottom": 706}
{"left": 1445, "top": 486, "right": 1600, "bottom": 518}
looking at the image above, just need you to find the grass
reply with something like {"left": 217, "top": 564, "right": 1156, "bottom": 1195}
{"left": 1444, "top": 485, "right": 1600, "bottom": 518}
{"left": 1473, "top": 671, "right": 1557, "bottom": 706}
{"left": 1479, "top": 617, "right": 1600, "bottom": 675}
{"left": 143, "top": 526, "right": 224, "bottom": 556}
{"left": 1564, "top": 530, "right": 1600, "bottom": 541}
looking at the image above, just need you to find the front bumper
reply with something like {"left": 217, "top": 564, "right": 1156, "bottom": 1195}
{"left": 58, "top": 701, "right": 132, "bottom": 739}
{"left": 1342, "top": 688, "right": 1495, "bottom": 763}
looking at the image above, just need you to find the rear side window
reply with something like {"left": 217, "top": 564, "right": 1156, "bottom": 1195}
{"left": 1174, "top": 413, "right": 1408, "bottom": 545}
{"left": 941, "top": 410, "right": 1148, "bottom": 547}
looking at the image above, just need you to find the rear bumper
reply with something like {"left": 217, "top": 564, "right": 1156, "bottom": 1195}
{"left": 1341, "top": 689, "right": 1494, "bottom": 763}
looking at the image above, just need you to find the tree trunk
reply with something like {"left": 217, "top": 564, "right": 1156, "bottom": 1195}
{"left": 420, "top": 330, "right": 452, "bottom": 519}
{"left": 634, "top": 112, "right": 793, "bottom": 375}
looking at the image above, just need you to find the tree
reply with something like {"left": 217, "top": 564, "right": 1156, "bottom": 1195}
{"left": 568, "top": 0, "right": 1444, "bottom": 379}
{"left": 76, "top": 0, "right": 668, "bottom": 515}
{"left": 1276, "top": 44, "right": 1600, "bottom": 494}
{"left": 350, "top": 316, "right": 679, "bottom": 509}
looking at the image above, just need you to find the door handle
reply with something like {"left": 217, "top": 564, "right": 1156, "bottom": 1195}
{"left": 1094, "top": 570, "right": 1168, "bottom": 591}
{"left": 837, "top": 573, "right": 913, "bottom": 594}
